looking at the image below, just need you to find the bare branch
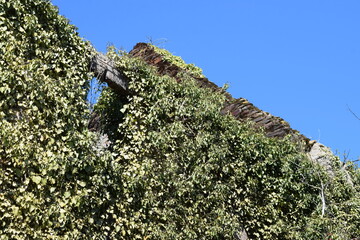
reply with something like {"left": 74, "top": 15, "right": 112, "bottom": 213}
{"left": 347, "top": 104, "right": 360, "bottom": 121}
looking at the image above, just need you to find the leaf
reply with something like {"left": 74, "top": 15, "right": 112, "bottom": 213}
{"left": 64, "top": 191, "right": 71, "bottom": 198}
{"left": 31, "top": 176, "right": 42, "bottom": 185}
{"left": 77, "top": 181, "right": 86, "bottom": 187}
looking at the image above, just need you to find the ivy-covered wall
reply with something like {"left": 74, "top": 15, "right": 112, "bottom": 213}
{"left": 1, "top": 1, "right": 359, "bottom": 239}
{"left": 94, "top": 46, "right": 360, "bottom": 239}
{"left": 0, "top": 0, "right": 116, "bottom": 238}
{"left": 95, "top": 48, "right": 319, "bottom": 239}
{"left": 129, "top": 43, "right": 311, "bottom": 146}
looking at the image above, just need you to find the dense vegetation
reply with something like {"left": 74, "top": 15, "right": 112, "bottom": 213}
{"left": 1, "top": 0, "right": 359, "bottom": 239}
{"left": 0, "top": 0, "right": 111, "bottom": 238}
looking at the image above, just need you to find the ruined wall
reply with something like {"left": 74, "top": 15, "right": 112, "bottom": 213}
{"left": 129, "top": 43, "right": 313, "bottom": 150}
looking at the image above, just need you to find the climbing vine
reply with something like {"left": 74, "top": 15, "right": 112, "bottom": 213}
{"left": 1, "top": 1, "right": 359, "bottom": 239}
{"left": 0, "top": 0, "right": 116, "bottom": 238}
{"left": 97, "top": 47, "right": 360, "bottom": 239}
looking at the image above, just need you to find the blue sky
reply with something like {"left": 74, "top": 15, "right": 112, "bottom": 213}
{"left": 52, "top": 0, "right": 360, "bottom": 161}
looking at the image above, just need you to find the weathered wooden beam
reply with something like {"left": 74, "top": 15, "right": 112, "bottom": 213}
{"left": 90, "top": 53, "right": 128, "bottom": 94}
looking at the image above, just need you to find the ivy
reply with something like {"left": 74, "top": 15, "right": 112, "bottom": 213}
{"left": 97, "top": 48, "right": 360, "bottom": 239}
{"left": 0, "top": 0, "right": 116, "bottom": 238}
{"left": 1, "top": 1, "right": 359, "bottom": 239}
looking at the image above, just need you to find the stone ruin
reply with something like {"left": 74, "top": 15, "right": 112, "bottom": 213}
{"left": 129, "top": 43, "right": 312, "bottom": 148}
{"left": 90, "top": 42, "right": 342, "bottom": 179}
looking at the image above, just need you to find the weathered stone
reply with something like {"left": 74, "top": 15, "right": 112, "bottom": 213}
{"left": 309, "top": 142, "right": 354, "bottom": 186}
{"left": 92, "top": 132, "right": 111, "bottom": 154}
{"left": 234, "top": 229, "right": 249, "bottom": 240}
{"left": 309, "top": 142, "right": 336, "bottom": 178}
{"left": 88, "top": 111, "right": 101, "bottom": 132}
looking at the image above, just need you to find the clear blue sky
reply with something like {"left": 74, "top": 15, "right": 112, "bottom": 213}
{"left": 52, "top": 0, "right": 360, "bottom": 161}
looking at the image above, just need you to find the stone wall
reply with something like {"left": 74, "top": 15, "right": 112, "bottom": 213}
{"left": 90, "top": 42, "right": 342, "bottom": 177}
{"left": 129, "top": 43, "right": 313, "bottom": 150}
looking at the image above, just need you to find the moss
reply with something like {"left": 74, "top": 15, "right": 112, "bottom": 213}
{"left": 150, "top": 44, "right": 206, "bottom": 78}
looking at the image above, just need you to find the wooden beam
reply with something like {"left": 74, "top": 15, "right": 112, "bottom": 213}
{"left": 90, "top": 53, "right": 128, "bottom": 94}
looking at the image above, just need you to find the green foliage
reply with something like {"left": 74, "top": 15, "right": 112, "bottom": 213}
{"left": 0, "top": 0, "right": 118, "bottom": 238}
{"left": 301, "top": 161, "right": 360, "bottom": 240}
{"left": 151, "top": 45, "right": 205, "bottom": 78}
{"left": 1, "top": 1, "right": 359, "bottom": 238}
{"left": 97, "top": 47, "right": 360, "bottom": 239}
{"left": 93, "top": 86, "right": 127, "bottom": 145}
